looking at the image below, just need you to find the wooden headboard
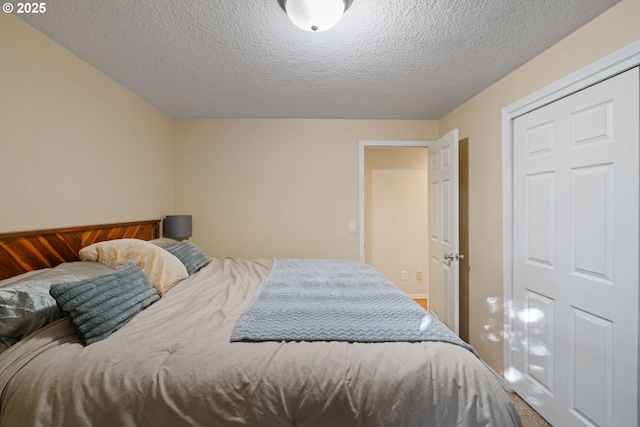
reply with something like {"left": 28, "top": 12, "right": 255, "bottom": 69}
{"left": 0, "top": 220, "right": 160, "bottom": 280}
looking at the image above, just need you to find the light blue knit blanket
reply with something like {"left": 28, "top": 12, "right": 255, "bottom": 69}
{"left": 230, "top": 258, "right": 477, "bottom": 356}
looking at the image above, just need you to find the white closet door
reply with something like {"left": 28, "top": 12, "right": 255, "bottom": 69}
{"left": 512, "top": 67, "right": 639, "bottom": 426}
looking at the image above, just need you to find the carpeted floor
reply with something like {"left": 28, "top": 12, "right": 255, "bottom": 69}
{"left": 507, "top": 392, "right": 552, "bottom": 426}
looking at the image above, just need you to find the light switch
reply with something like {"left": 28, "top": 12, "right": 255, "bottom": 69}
{"left": 348, "top": 220, "right": 357, "bottom": 232}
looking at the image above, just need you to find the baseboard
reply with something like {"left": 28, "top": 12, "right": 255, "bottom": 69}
{"left": 408, "top": 293, "right": 428, "bottom": 299}
{"left": 481, "top": 359, "right": 511, "bottom": 391}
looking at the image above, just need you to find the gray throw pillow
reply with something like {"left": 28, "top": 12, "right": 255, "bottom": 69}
{"left": 166, "top": 241, "right": 211, "bottom": 275}
{"left": 50, "top": 263, "right": 159, "bottom": 345}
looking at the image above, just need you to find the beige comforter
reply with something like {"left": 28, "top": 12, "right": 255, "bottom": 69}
{"left": 0, "top": 258, "right": 522, "bottom": 426}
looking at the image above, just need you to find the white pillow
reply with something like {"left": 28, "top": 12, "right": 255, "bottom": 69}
{"left": 79, "top": 239, "right": 188, "bottom": 295}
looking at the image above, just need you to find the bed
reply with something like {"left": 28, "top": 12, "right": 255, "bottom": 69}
{"left": 0, "top": 220, "right": 522, "bottom": 426}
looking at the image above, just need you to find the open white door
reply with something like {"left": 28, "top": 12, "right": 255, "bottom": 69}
{"left": 428, "top": 129, "right": 461, "bottom": 335}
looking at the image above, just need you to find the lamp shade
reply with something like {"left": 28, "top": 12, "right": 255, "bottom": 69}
{"left": 163, "top": 215, "right": 192, "bottom": 239}
{"left": 279, "top": 0, "right": 351, "bottom": 32}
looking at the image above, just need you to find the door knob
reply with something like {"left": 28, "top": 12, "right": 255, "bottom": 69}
{"left": 444, "top": 253, "right": 464, "bottom": 261}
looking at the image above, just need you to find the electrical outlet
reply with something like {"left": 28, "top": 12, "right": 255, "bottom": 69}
{"left": 401, "top": 270, "right": 408, "bottom": 280}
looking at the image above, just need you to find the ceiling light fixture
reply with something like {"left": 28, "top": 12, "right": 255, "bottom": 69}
{"left": 277, "top": 0, "right": 353, "bottom": 32}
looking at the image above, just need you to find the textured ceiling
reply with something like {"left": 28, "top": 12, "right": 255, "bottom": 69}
{"left": 19, "top": 0, "right": 620, "bottom": 120}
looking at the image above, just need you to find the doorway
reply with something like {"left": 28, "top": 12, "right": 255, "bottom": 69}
{"left": 359, "top": 135, "right": 465, "bottom": 336}
{"left": 363, "top": 146, "right": 429, "bottom": 299}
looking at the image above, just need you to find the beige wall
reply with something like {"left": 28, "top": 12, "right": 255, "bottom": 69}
{"left": 0, "top": 14, "right": 173, "bottom": 233}
{"left": 364, "top": 147, "right": 429, "bottom": 296}
{"left": 439, "top": 0, "right": 640, "bottom": 375}
{"left": 173, "top": 119, "right": 438, "bottom": 258}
